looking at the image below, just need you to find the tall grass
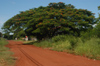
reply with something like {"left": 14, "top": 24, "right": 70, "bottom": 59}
{"left": 33, "top": 35, "right": 100, "bottom": 60}
{"left": 75, "top": 38, "right": 100, "bottom": 59}
{"left": 52, "top": 40, "right": 72, "bottom": 52}
{"left": 0, "top": 38, "right": 15, "bottom": 66}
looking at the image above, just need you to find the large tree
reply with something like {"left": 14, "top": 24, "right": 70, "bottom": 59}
{"left": 2, "top": 2, "right": 95, "bottom": 40}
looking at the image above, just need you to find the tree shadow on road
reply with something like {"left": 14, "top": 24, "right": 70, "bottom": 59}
{"left": 22, "top": 41, "right": 39, "bottom": 45}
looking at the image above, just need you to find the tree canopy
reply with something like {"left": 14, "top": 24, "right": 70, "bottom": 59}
{"left": 2, "top": 2, "right": 95, "bottom": 40}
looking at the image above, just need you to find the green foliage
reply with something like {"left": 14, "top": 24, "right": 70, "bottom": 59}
{"left": 0, "top": 32, "right": 2, "bottom": 37}
{"left": 0, "top": 38, "right": 8, "bottom": 46}
{"left": 34, "top": 40, "right": 53, "bottom": 48}
{"left": 51, "top": 35, "right": 67, "bottom": 42}
{"left": 52, "top": 40, "right": 72, "bottom": 51}
{"left": 2, "top": 2, "right": 95, "bottom": 40}
{"left": 51, "top": 35, "right": 78, "bottom": 48}
{"left": 0, "top": 38, "right": 15, "bottom": 66}
{"left": 80, "top": 30, "right": 94, "bottom": 42}
{"left": 92, "top": 22, "right": 100, "bottom": 37}
{"left": 66, "top": 36, "right": 78, "bottom": 48}
{"left": 75, "top": 38, "right": 100, "bottom": 59}
{"left": 3, "top": 34, "right": 13, "bottom": 40}
{"left": 91, "top": 6, "right": 100, "bottom": 38}
{"left": 33, "top": 37, "right": 73, "bottom": 52}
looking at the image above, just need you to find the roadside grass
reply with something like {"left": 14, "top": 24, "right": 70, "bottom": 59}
{"left": 51, "top": 40, "right": 72, "bottom": 52}
{"left": 32, "top": 35, "right": 100, "bottom": 60}
{"left": 75, "top": 38, "right": 100, "bottom": 60}
{"left": 23, "top": 41, "right": 35, "bottom": 45}
{"left": 14, "top": 39, "right": 35, "bottom": 45}
{"left": 0, "top": 38, "right": 15, "bottom": 66}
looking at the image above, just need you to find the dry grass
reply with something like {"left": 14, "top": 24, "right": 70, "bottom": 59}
{"left": 0, "top": 38, "right": 15, "bottom": 66}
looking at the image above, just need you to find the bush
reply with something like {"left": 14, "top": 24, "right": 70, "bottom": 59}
{"left": 52, "top": 40, "right": 72, "bottom": 51}
{"left": 75, "top": 38, "right": 100, "bottom": 59}
{"left": 66, "top": 36, "right": 78, "bottom": 48}
{"left": 51, "top": 35, "right": 67, "bottom": 42}
{"left": 33, "top": 39, "right": 53, "bottom": 48}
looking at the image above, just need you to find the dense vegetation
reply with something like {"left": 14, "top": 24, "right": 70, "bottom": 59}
{"left": 0, "top": 32, "right": 2, "bottom": 37}
{"left": 0, "top": 38, "right": 15, "bottom": 66}
{"left": 32, "top": 6, "right": 100, "bottom": 60}
{"left": 2, "top": 2, "right": 95, "bottom": 40}
{"left": 1, "top": 2, "right": 100, "bottom": 60}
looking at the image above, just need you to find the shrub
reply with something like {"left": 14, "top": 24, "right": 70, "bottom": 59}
{"left": 75, "top": 38, "right": 100, "bottom": 59}
{"left": 52, "top": 40, "right": 72, "bottom": 51}
{"left": 51, "top": 35, "right": 67, "bottom": 42}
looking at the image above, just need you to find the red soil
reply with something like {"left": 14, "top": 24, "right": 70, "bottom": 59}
{"left": 7, "top": 40, "right": 100, "bottom": 66}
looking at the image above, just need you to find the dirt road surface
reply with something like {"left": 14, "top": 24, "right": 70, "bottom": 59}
{"left": 7, "top": 40, "right": 100, "bottom": 66}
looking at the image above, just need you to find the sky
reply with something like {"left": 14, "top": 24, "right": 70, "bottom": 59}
{"left": 0, "top": 0, "right": 100, "bottom": 31}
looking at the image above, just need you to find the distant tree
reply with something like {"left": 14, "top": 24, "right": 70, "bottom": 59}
{"left": 0, "top": 32, "right": 2, "bottom": 37}
{"left": 98, "top": 6, "right": 100, "bottom": 10}
{"left": 2, "top": 2, "right": 95, "bottom": 40}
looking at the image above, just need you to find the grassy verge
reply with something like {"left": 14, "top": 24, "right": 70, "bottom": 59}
{"left": 31, "top": 35, "right": 100, "bottom": 60}
{"left": 0, "top": 38, "right": 15, "bottom": 66}
{"left": 75, "top": 38, "right": 100, "bottom": 60}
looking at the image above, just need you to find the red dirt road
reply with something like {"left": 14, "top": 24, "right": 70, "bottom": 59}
{"left": 7, "top": 40, "right": 100, "bottom": 66}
